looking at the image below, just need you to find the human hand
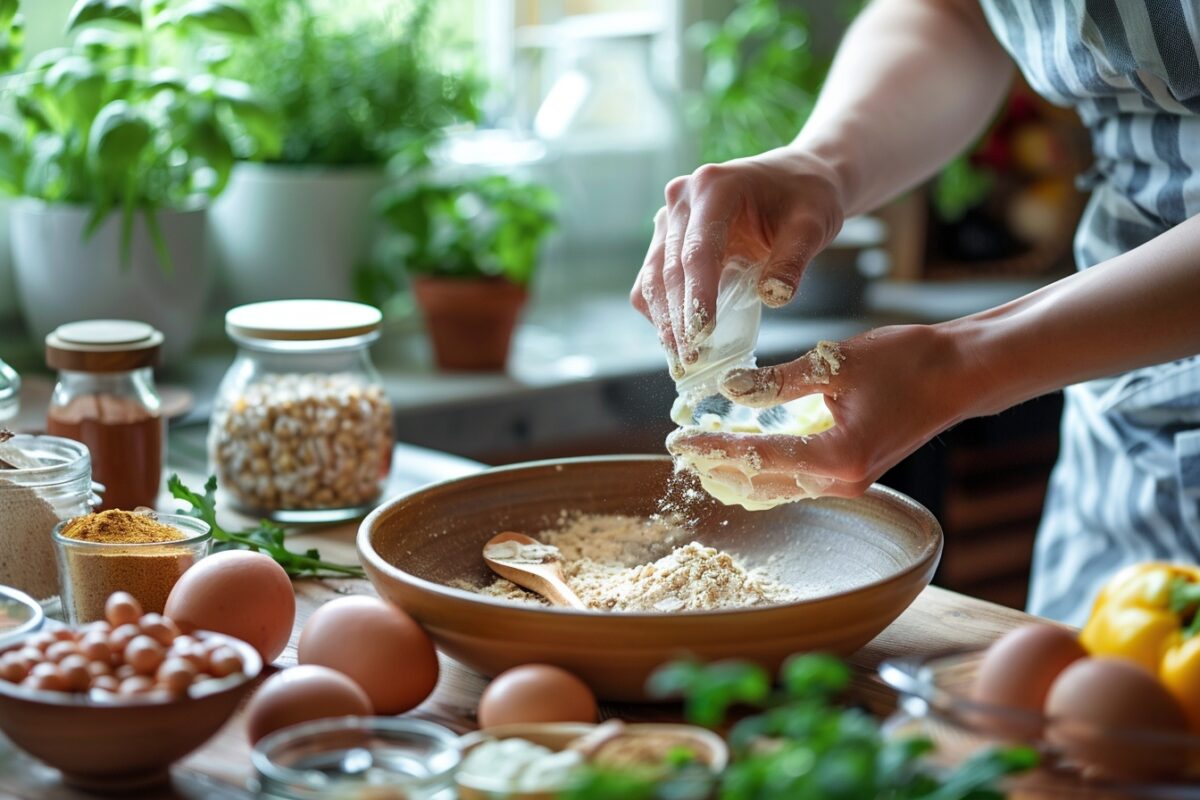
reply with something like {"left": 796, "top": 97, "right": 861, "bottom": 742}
{"left": 631, "top": 148, "right": 846, "bottom": 371}
{"left": 667, "top": 324, "right": 986, "bottom": 502}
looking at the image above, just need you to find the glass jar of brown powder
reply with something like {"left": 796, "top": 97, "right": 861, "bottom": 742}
{"left": 45, "top": 320, "right": 165, "bottom": 511}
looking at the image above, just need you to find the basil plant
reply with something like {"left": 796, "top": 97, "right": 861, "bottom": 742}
{"left": 0, "top": 0, "right": 280, "bottom": 266}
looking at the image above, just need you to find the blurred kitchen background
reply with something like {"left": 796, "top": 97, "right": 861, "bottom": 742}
{"left": 0, "top": 0, "right": 1091, "bottom": 609}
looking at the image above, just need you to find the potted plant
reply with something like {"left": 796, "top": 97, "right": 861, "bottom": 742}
{"left": 0, "top": 0, "right": 276, "bottom": 356}
{"left": 209, "top": 0, "right": 478, "bottom": 305}
{"left": 373, "top": 174, "right": 556, "bottom": 372}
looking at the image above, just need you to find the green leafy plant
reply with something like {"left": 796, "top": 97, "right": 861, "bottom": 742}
{"left": 217, "top": 0, "right": 479, "bottom": 167}
{"left": 168, "top": 474, "right": 365, "bottom": 579}
{"left": 0, "top": 0, "right": 279, "bottom": 266}
{"left": 362, "top": 173, "right": 557, "bottom": 303}
{"left": 0, "top": 0, "right": 21, "bottom": 74}
{"left": 566, "top": 654, "right": 1036, "bottom": 800}
{"left": 686, "top": 0, "right": 829, "bottom": 164}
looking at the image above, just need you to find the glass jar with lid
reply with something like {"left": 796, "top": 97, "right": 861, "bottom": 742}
{"left": 44, "top": 320, "right": 165, "bottom": 511}
{"left": 209, "top": 300, "right": 394, "bottom": 523}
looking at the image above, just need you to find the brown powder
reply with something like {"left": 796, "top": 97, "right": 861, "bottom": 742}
{"left": 462, "top": 513, "right": 796, "bottom": 612}
{"left": 61, "top": 510, "right": 185, "bottom": 544}
{"left": 59, "top": 511, "right": 197, "bottom": 623}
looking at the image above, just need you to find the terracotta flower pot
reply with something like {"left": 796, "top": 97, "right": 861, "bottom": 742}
{"left": 411, "top": 277, "right": 528, "bottom": 371}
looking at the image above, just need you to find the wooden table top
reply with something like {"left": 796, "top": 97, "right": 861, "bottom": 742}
{"left": 0, "top": 450, "right": 1044, "bottom": 799}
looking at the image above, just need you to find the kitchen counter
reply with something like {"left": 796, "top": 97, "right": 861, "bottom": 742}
{"left": 2, "top": 276, "right": 1053, "bottom": 462}
{"left": 0, "top": 451, "right": 1051, "bottom": 799}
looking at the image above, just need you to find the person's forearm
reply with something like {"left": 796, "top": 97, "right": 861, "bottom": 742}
{"left": 948, "top": 216, "right": 1200, "bottom": 417}
{"left": 792, "top": 0, "right": 1013, "bottom": 216}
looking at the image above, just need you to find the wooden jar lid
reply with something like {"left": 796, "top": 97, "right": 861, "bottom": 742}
{"left": 45, "top": 320, "right": 164, "bottom": 372}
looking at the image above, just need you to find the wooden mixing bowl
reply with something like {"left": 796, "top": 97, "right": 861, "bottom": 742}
{"left": 358, "top": 455, "right": 942, "bottom": 701}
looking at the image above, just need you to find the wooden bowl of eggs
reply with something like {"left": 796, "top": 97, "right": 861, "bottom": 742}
{"left": 359, "top": 455, "right": 942, "bottom": 701}
{"left": 0, "top": 597, "right": 262, "bottom": 792}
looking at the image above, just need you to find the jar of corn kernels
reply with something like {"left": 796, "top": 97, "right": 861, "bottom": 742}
{"left": 209, "top": 300, "right": 394, "bottom": 523}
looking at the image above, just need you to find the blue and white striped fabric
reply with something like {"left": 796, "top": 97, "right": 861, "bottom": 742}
{"left": 978, "top": 0, "right": 1200, "bottom": 624}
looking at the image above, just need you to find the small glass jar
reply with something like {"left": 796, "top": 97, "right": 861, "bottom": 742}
{"left": 252, "top": 717, "right": 460, "bottom": 800}
{"left": 44, "top": 320, "right": 165, "bottom": 511}
{"left": 0, "top": 434, "right": 97, "bottom": 601}
{"left": 209, "top": 300, "right": 394, "bottom": 523}
{"left": 52, "top": 512, "right": 211, "bottom": 624}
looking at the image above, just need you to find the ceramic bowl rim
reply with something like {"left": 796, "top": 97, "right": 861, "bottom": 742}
{"left": 0, "top": 630, "right": 262, "bottom": 707}
{"left": 358, "top": 454, "right": 944, "bottom": 619}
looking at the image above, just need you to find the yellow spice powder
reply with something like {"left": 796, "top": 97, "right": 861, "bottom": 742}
{"left": 60, "top": 510, "right": 194, "bottom": 622}
{"left": 60, "top": 509, "right": 186, "bottom": 544}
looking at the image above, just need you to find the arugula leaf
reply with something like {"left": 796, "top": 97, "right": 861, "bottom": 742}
{"left": 168, "top": 474, "right": 365, "bottom": 579}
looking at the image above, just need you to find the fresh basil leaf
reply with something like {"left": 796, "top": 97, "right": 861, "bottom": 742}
{"left": 0, "top": 125, "right": 27, "bottom": 195}
{"left": 86, "top": 100, "right": 152, "bottom": 180}
{"left": 66, "top": 0, "right": 142, "bottom": 32}
{"left": 172, "top": 0, "right": 255, "bottom": 37}
{"left": 72, "top": 27, "right": 137, "bottom": 60}
{"left": 45, "top": 56, "right": 106, "bottom": 129}
{"left": 0, "top": 0, "right": 18, "bottom": 28}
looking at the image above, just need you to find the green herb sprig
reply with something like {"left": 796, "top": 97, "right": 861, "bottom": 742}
{"left": 168, "top": 474, "right": 365, "bottom": 579}
{"left": 566, "top": 654, "right": 1036, "bottom": 800}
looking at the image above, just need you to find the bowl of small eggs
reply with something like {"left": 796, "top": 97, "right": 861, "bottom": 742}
{"left": 0, "top": 591, "right": 262, "bottom": 792}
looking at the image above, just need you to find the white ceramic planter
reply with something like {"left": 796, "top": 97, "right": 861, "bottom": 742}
{"left": 209, "top": 163, "right": 386, "bottom": 305}
{"left": 10, "top": 200, "right": 210, "bottom": 359}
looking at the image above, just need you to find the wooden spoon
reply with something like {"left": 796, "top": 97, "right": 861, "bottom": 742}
{"left": 483, "top": 531, "right": 587, "bottom": 610}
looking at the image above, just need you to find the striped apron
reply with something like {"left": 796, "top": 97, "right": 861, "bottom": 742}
{"left": 978, "top": 0, "right": 1200, "bottom": 624}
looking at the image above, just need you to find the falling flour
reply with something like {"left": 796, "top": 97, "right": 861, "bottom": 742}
{"left": 462, "top": 513, "right": 796, "bottom": 612}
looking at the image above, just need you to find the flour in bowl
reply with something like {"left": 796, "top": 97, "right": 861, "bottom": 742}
{"left": 460, "top": 513, "right": 796, "bottom": 612}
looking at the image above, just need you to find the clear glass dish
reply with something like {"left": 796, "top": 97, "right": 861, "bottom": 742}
{"left": 251, "top": 716, "right": 460, "bottom": 800}
{"left": 52, "top": 512, "right": 212, "bottom": 624}
{"left": 880, "top": 650, "right": 1200, "bottom": 798}
{"left": 0, "top": 585, "right": 43, "bottom": 649}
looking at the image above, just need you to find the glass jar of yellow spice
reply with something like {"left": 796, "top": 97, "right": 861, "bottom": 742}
{"left": 53, "top": 509, "right": 211, "bottom": 624}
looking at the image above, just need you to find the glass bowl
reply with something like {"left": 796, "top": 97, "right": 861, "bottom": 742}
{"left": 251, "top": 716, "right": 460, "bottom": 799}
{"left": 52, "top": 512, "right": 212, "bottom": 624}
{"left": 880, "top": 650, "right": 1200, "bottom": 797}
{"left": 0, "top": 585, "right": 43, "bottom": 649}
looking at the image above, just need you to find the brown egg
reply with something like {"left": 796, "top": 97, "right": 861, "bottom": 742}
{"left": 105, "top": 592, "right": 143, "bottom": 627}
{"left": 971, "top": 624, "right": 1087, "bottom": 739}
{"left": 298, "top": 597, "right": 438, "bottom": 714}
{"left": 125, "top": 635, "right": 166, "bottom": 676}
{"left": 1046, "top": 657, "right": 1189, "bottom": 779}
{"left": 164, "top": 551, "right": 296, "bottom": 662}
{"left": 58, "top": 655, "right": 92, "bottom": 692}
{"left": 477, "top": 664, "right": 597, "bottom": 728}
{"left": 156, "top": 658, "right": 198, "bottom": 695}
{"left": 244, "top": 665, "right": 373, "bottom": 743}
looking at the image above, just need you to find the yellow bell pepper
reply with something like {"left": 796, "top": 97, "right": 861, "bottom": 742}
{"left": 1080, "top": 561, "right": 1200, "bottom": 731}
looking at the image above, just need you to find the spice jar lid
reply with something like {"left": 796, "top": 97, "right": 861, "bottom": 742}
{"left": 45, "top": 320, "right": 164, "bottom": 372}
{"left": 225, "top": 300, "right": 383, "bottom": 342}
